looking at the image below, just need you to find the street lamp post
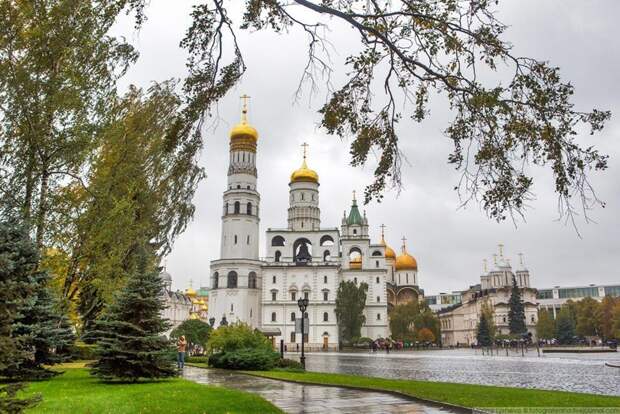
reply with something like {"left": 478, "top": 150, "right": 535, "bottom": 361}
{"left": 297, "top": 297, "right": 309, "bottom": 369}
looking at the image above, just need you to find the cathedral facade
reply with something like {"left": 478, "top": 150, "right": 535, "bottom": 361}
{"left": 207, "top": 102, "right": 422, "bottom": 349}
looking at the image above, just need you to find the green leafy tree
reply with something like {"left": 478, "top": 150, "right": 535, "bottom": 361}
{"left": 157, "top": 0, "right": 611, "bottom": 221}
{"left": 536, "top": 309, "right": 556, "bottom": 341}
{"left": 335, "top": 280, "right": 368, "bottom": 344}
{"left": 480, "top": 301, "right": 496, "bottom": 339}
{"left": 58, "top": 83, "right": 204, "bottom": 330}
{"left": 0, "top": 0, "right": 139, "bottom": 245}
{"left": 598, "top": 296, "right": 620, "bottom": 341}
{"left": 556, "top": 307, "right": 576, "bottom": 345}
{"left": 389, "top": 301, "right": 419, "bottom": 341}
{"left": 89, "top": 248, "right": 176, "bottom": 381}
{"left": 575, "top": 297, "right": 601, "bottom": 338}
{"left": 508, "top": 276, "right": 526, "bottom": 335}
{"left": 612, "top": 302, "right": 620, "bottom": 341}
{"left": 416, "top": 327, "right": 435, "bottom": 343}
{"left": 170, "top": 319, "right": 212, "bottom": 354}
{"left": 0, "top": 222, "right": 41, "bottom": 411}
{"left": 476, "top": 311, "right": 492, "bottom": 347}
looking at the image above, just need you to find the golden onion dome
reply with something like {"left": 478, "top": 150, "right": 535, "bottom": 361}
{"left": 229, "top": 122, "right": 258, "bottom": 142}
{"left": 395, "top": 239, "right": 418, "bottom": 271}
{"left": 349, "top": 256, "right": 362, "bottom": 269}
{"left": 185, "top": 287, "right": 197, "bottom": 297}
{"left": 290, "top": 158, "right": 319, "bottom": 183}
{"left": 380, "top": 234, "right": 396, "bottom": 260}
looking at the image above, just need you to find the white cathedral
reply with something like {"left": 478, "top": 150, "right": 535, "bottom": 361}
{"left": 207, "top": 100, "right": 423, "bottom": 350}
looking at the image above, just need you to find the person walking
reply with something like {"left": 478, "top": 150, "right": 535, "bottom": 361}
{"left": 177, "top": 335, "right": 187, "bottom": 369}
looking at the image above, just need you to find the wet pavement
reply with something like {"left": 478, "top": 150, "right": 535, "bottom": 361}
{"left": 293, "top": 349, "right": 620, "bottom": 396}
{"left": 183, "top": 366, "right": 458, "bottom": 413}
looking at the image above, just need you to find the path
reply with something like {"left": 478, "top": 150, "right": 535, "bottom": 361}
{"left": 183, "top": 366, "right": 458, "bottom": 413}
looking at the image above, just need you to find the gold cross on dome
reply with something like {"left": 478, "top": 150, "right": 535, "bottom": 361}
{"left": 301, "top": 142, "right": 309, "bottom": 159}
{"left": 240, "top": 94, "right": 250, "bottom": 123}
{"left": 380, "top": 224, "right": 386, "bottom": 238}
{"left": 189, "top": 278, "right": 193, "bottom": 288}
{"left": 401, "top": 236, "right": 407, "bottom": 247}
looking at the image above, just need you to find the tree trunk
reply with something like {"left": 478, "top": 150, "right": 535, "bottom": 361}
{"left": 35, "top": 169, "right": 49, "bottom": 248}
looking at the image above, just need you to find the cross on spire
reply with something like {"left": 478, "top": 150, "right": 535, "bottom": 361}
{"left": 352, "top": 190, "right": 356, "bottom": 201}
{"left": 189, "top": 278, "right": 193, "bottom": 288}
{"left": 498, "top": 243, "right": 504, "bottom": 257}
{"left": 301, "top": 142, "right": 309, "bottom": 159}
{"left": 240, "top": 94, "right": 250, "bottom": 123}
{"left": 401, "top": 236, "right": 407, "bottom": 251}
{"left": 380, "top": 223, "right": 386, "bottom": 239}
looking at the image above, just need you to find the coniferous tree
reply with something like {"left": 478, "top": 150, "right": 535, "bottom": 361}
{"left": 89, "top": 248, "right": 176, "bottom": 381}
{"left": 508, "top": 275, "right": 527, "bottom": 335}
{"left": 0, "top": 222, "right": 41, "bottom": 411}
{"left": 476, "top": 312, "right": 492, "bottom": 347}
{"left": 556, "top": 307, "right": 576, "bottom": 345}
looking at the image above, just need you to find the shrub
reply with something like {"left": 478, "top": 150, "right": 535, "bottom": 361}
{"left": 206, "top": 322, "right": 272, "bottom": 354}
{"left": 208, "top": 349, "right": 279, "bottom": 370}
{"left": 185, "top": 356, "right": 210, "bottom": 364}
{"left": 275, "top": 358, "right": 303, "bottom": 370}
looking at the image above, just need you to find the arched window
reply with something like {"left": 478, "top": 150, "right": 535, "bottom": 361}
{"left": 212, "top": 272, "right": 219, "bottom": 289}
{"left": 323, "top": 291, "right": 328, "bottom": 301}
{"left": 323, "top": 275, "right": 327, "bottom": 283}
{"left": 275, "top": 250, "right": 281, "bottom": 262}
{"left": 290, "top": 312, "right": 296, "bottom": 322}
{"left": 372, "top": 250, "right": 382, "bottom": 256}
{"left": 293, "top": 238, "right": 312, "bottom": 264}
{"left": 301, "top": 192, "right": 305, "bottom": 201}
{"left": 376, "top": 260, "right": 379, "bottom": 268}
{"left": 323, "top": 250, "right": 331, "bottom": 261}
{"left": 320, "top": 235, "right": 334, "bottom": 246}
{"left": 227, "top": 271, "right": 238, "bottom": 288}
{"left": 248, "top": 272, "right": 257, "bottom": 289}
{"left": 234, "top": 201, "right": 240, "bottom": 214}
{"left": 224, "top": 202, "right": 229, "bottom": 215}
{"left": 377, "top": 313, "right": 381, "bottom": 320}
{"left": 323, "top": 312, "right": 329, "bottom": 322}
{"left": 247, "top": 202, "right": 252, "bottom": 215}
{"left": 271, "top": 236, "right": 285, "bottom": 246}
{"left": 272, "top": 275, "right": 276, "bottom": 283}
{"left": 271, "top": 312, "right": 277, "bottom": 322}
{"left": 376, "top": 296, "right": 380, "bottom": 302}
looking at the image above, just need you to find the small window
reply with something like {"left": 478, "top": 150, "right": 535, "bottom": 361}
{"left": 275, "top": 251, "right": 281, "bottom": 262}
{"left": 272, "top": 291, "right": 277, "bottom": 301}
{"left": 376, "top": 277, "right": 380, "bottom": 283}
{"left": 291, "top": 292, "right": 296, "bottom": 301}
{"left": 323, "top": 291, "right": 328, "bottom": 301}
{"left": 290, "top": 332, "right": 296, "bottom": 343}
{"left": 247, "top": 235, "right": 250, "bottom": 244}
{"left": 376, "top": 296, "right": 380, "bottom": 303}
{"left": 234, "top": 235, "right": 238, "bottom": 244}
{"left": 247, "top": 185, "right": 250, "bottom": 189}
{"left": 323, "top": 312, "right": 329, "bottom": 322}
{"left": 237, "top": 185, "right": 241, "bottom": 189}
{"left": 231, "top": 304, "right": 234, "bottom": 312}
{"left": 301, "top": 192, "right": 305, "bottom": 201}
{"left": 324, "top": 275, "right": 327, "bottom": 283}
{"left": 354, "top": 277, "right": 357, "bottom": 284}
{"left": 247, "top": 202, "right": 252, "bottom": 215}
{"left": 353, "top": 229, "right": 357, "bottom": 235}
{"left": 376, "top": 260, "right": 379, "bottom": 268}
{"left": 271, "top": 312, "right": 277, "bottom": 322}
{"left": 291, "top": 312, "right": 296, "bottom": 322}
{"left": 272, "top": 275, "right": 276, "bottom": 283}
{"left": 304, "top": 291, "right": 309, "bottom": 300}
{"left": 377, "top": 313, "right": 381, "bottom": 321}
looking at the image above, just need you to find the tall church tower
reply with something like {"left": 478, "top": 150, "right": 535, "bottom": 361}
{"left": 208, "top": 96, "right": 262, "bottom": 327}
{"left": 287, "top": 143, "right": 321, "bottom": 231}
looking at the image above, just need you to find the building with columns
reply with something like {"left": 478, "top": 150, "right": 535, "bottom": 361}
{"left": 207, "top": 98, "right": 424, "bottom": 349}
{"left": 438, "top": 245, "right": 539, "bottom": 346}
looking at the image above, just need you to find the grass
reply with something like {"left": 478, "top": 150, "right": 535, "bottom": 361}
{"left": 250, "top": 370, "right": 620, "bottom": 410}
{"left": 17, "top": 363, "right": 281, "bottom": 414}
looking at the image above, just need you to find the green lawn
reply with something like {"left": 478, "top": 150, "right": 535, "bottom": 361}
{"left": 250, "top": 370, "right": 620, "bottom": 410}
{"left": 19, "top": 365, "right": 281, "bottom": 414}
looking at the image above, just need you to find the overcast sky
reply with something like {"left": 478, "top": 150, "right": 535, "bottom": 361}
{"left": 113, "top": 1, "right": 620, "bottom": 295}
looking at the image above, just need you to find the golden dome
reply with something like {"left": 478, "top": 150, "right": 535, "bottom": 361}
{"left": 185, "top": 287, "right": 197, "bottom": 297}
{"left": 380, "top": 234, "right": 396, "bottom": 260}
{"left": 290, "top": 158, "right": 319, "bottom": 183}
{"left": 395, "top": 240, "right": 418, "bottom": 271}
{"left": 229, "top": 122, "right": 258, "bottom": 142}
{"left": 349, "top": 256, "right": 362, "bottom": 269}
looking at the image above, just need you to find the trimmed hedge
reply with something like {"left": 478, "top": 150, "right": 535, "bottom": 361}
{"left": 185, "top": 356, "right": 209, "bottom": 364}
{"left": 208, "top": 349, "right": 280, "bottom": 370}
{"left": 275, "top": 358, "right": 303, "bottom": 369}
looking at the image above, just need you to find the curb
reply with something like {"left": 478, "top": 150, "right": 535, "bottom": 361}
{"left": 243, "top": 371, "right": 472, "bottom": 414}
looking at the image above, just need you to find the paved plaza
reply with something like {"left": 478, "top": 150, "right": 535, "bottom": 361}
{"left": 182, "top": 366, "right": 458, "bottom": 413}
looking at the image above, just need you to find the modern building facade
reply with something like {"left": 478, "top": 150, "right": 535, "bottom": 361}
{"left": 537, "top": 284, "right": 620, "bottom": 317}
